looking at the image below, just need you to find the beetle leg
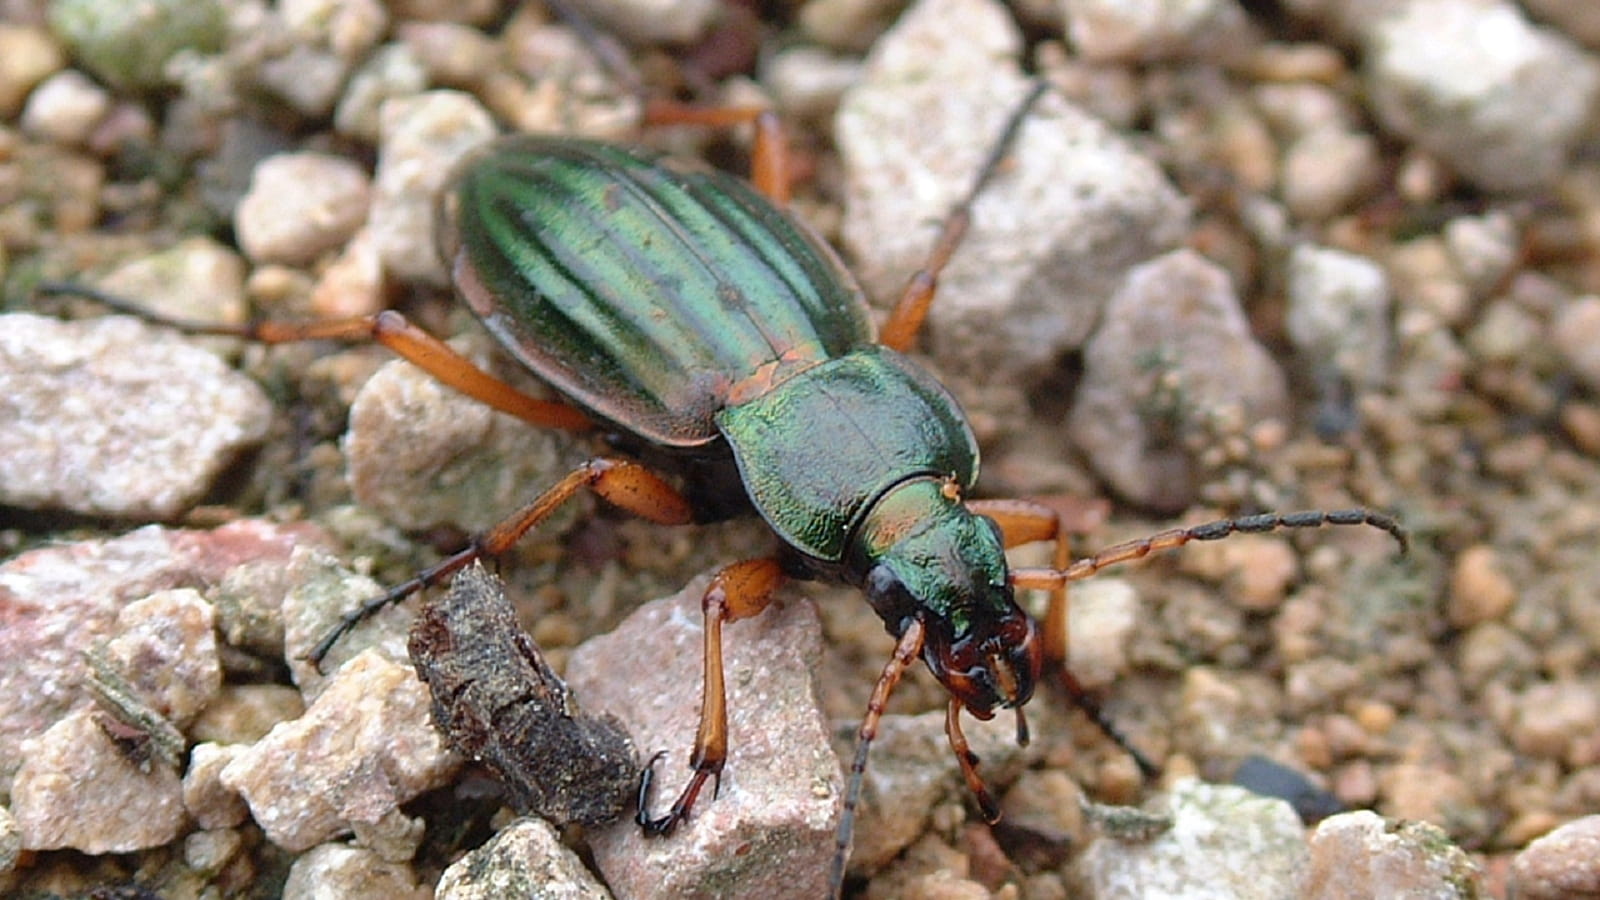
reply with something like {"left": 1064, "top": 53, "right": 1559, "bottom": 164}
{"left": 968, "top": 497, "right": 1160, "bottom": 777}
{"left": 642, "top": 100, "right": 791, "bottom": 206}
{"left": 638, "top": 556, "right": 787, "bottom": 836}
{"left": 946, "top": 697, "right": 1001, "bottom": 822}
{"left": 309, "top": 457, "right": 694, "bottom": 666}
{"left": 877, "top": 81, "right": 1049, "bottom": 352}
{"left": 35, "top": 283, "right": 592, "bottom": 432}
{"left": 832, "top": 617, "right": 925, "bottom": 896}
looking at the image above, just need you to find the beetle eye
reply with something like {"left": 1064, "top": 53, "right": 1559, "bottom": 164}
{"left": 864, "top": 565, "right": 915, "bottom": 630}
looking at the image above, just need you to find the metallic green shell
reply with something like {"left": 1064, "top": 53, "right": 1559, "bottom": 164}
{"left": 447, "top": 136, "right": 873, "bottom": 447}
{"left": 714, "top": 346, "right": 980, "bottom": 562}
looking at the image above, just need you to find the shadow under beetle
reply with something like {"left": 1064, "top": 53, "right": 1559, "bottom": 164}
{"left": 46, "top": 82, "right": 1406, "bottom": 893}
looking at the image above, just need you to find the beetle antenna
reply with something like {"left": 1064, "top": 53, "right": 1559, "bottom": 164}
{"left": 1010, "top": 508, "right": 1404, "bottom": 778}
{"left": 35, "top": 281, "right": 256, "bottom": 337}
{"left": 962, "top": 79, "right": 1049, "bottom": 209}
{"left": 542, "top": 0, "right": 646, "bottom": 100}
{"left": 832, "top": 619, "right": 925, "bottom": 899}
{"left": 1057, "top": 666, "right": 1161, "bottom": 778}
{"left": 1012, "top": 507, "right": 1407, "bottom": 596}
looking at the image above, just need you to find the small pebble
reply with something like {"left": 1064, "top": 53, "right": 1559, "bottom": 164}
{"left": 578, "top": 0, "right": 720, "bottom": 43}
{"left": 0, "top": 314, "right": 273, "bottom": 518}
{"left": 186, "top": 688, "right": 304, "bottom": 748}
{"left": 1378, "top": 762, "right": 1478, "bottom": 832}
{"left": 1444, "top": 211, "right": 1519, "bottom": 299}
{"left": 1447, "top": 544, "right": 1517, "bottom": 627}
{"left": 1186, "top": 535, "right": 1300, "bottom": 612}
{"left": 369, "top": 90, "right": 497, "bottom": 286}
{"left": 1071, "top": 779, "right": 1307, "bottom": 898}
{"left": 219, "top": 649, "right": 459, "bottom": 852}
{"left": 1303, "top": 811, "right": 1486, "bottom": 899}
{"left": 1280, "top": 128, "right": 1380, "bottom": 221}
{"left": 1062, "top": 0, "right": 1257, "bottom": 62}
{"left": 104, "top": 588, "right": 222, "bottom": 726}
{"left": 334, "top": 42, "right": 430, "bottom": 142}
{"left": 1512, "top": 680, "right": 1600, "bottom": 763}
{"left": 1066, "top": 577, "right": 1140, "bottom": 688}
{"left": 1285, "top": 658, "right": 1361, "bottom": 714}
{"left": 399, "top": 22, "right": 496, "bottom": 86}
{"left": 1510, "top": 814, "right": 1600, "bottom": 900}
{"left": 1456, "top": 622, "right": 1536, "bottom": 691}
{"left": 311, "top": 227, "right": 387, "bottom": 319}
{"left": 1500, "top": 811, "right": 1564, "bottom": 849}
{"left": 435, "top": 818, "right": 613, "bottom": 900}
{"left": 281, "top": 0, "right": 388, "bottom": 63}
{"left": 278, "top": 549, "right": 414, "bottom": 694}
{"left": 1252, "top": 82, "right": 1352, "bottom": 137}
{"left": 183, "top": 742, "right": 251, "bottom": 830}
{"left": 1232, "top": 754, "right": 1344, "bottom": 823}
{"left": 184, "top": 828, "right": 245, "bottom": 877}
{"left": 344, "top": 353, "right": 584, "bottom": 534}
{"left": 766, "top": 46, "right": 863, "bottom": 121}
{"left": 281, "top": 843, "right": 430, "bottom": 900}
{"left": 46, "top": 0, "right": 227, "bottom": 91}
{"left": 12, "top": 708, "right": 187, "bottom": 853}
{"left": 236, "top": 151, "right": 372, "bottom": 265}
{"left": 1285, "top": 243, "right": 1393, "bottom": 390}
{"left": 256, "top": 47, "right": 355, "bottom": 120}
{"left": 1363, "top": 0, "right": 1600, "bottom": 192}
{"left": 92, "top": 236, "right": 249, "bottom": 327}
{"left": 798, "top": 0, "right": 904, "bottom": 51}
{"left": 1552, "top": 296, "right": 1600, "bottom": 393}
{"left": 997, "top": 769, "right": 1085, "bottom": 871}
{"left": 0, "top": 24, "right": 65, "bottom": 118}
{"left": 1466, "top": 300, "right": 1541, "bottom": 365}
{"left": 19, "top": 69, "right": 110, "bottom": 145}
{"left": 1069, "top": 249, "right": 1288, "bottom": 512}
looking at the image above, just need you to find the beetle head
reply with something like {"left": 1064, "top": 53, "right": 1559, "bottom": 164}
{"left": 855, "top": 477, "right": 1042, "bottom": 718}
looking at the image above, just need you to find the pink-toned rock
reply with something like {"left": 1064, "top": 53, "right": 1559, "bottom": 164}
{"left": 1069, "top": 250, "right": 1288, "bottom": 512}
{"left": 104, "top": 589, "right": 222, "bottom": 726}
{"left": 236, "top": 151, "right": 372, "bottom": 265}
{"left": 567, "top": 576, "right": 840, "bottom": 899}
{"left": 1512, "top": 680, "right": 1600, "bottom": 764}
{"left": 183, "top": 742, "right": 250, "bottom": 830}
{"left": 12, "top": 708, "right": 187, "bottom": 853}
{"left": 0, "top": 521, "right": 331, "bottom": 789}
{"left": 281, "top": 843, "right": 431, "bottom": 900}
{"left": 1510, "top": 815, "right": 1600, "bottom": 900}
{"left": 1448, "top": 544, "right": 1516, "bottom": 627}
{"left": 1304, "top": 811, "right": 1486, "bottom": 899}
{"left": 220, "top": 650, "right": 458, "bottom": 852}
{"left": 435, "top": 817, "right": 612, "bottom": 899}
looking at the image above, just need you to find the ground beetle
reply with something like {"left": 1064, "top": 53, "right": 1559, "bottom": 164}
{"left": 47, "top": 82, "right": 1406, "bottom": 893}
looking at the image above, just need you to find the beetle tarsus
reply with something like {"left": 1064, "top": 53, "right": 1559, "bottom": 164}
{"left": 635, "top": 755, "right": 721, "bottom": 837}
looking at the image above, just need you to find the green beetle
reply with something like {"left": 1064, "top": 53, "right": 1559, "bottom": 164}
{"left": 425, "top": 87, "right": 1403, "bottom": 858}
{"left": 45, "top": 84, "right": 1405, "bottom": 894}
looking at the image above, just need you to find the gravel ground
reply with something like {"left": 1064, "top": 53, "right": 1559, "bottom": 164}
{"left": 3, "top": 0, "right": 1600, "bottom": 898}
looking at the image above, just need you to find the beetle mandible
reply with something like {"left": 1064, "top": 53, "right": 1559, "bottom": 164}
{"left": 47, "top": 82, "right": 1406, "bottom": 880}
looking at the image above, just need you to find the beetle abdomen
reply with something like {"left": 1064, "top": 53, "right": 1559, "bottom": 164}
{"left": 446, "top": 136, "right": 874, "bottom": 446}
